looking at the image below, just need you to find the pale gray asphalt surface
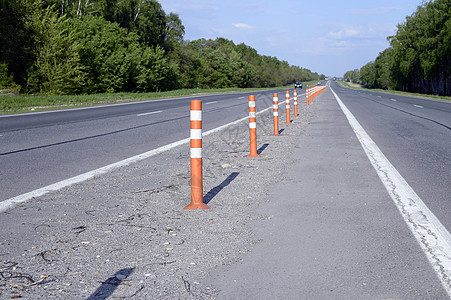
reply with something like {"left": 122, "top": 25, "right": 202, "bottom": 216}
{"left": 210, "top": 85, "right": 449, "bottom": 299}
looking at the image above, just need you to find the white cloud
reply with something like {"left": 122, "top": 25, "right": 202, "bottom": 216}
{"left": 233, "top": 23, "right": 253, "bottom": 29}
{"left": 323, "top": 23, "right": 393, "bottom": 45}
{"left": 327, "top": 27, "right": 360, "bottom": 39}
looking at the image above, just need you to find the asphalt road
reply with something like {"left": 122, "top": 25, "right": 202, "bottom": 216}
{"left": 330, "top": 81, "right": 451, "bottom": 233}
{"left": 0, "top": 88, "right": 303, "bottom": 202}
{"left": 212, "top": 83, "right": 450, "bottom": 298}
{"left": 1, "top": 82, "right": 450, "bottom": 297}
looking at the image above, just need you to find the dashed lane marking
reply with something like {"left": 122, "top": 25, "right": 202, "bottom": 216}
{"left": 137, "top": 110, "right": 163, "bottom": 116}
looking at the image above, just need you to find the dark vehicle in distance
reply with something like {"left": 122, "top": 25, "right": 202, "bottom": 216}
{"left": 295, "top": 82, "right": 303, "bottom": 89}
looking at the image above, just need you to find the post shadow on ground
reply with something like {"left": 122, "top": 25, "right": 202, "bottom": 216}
{"left": 278, "top": 129, "right": 285, "bottom": 135}
{"left": 257, "top": 143, "right": 269, "bottom": 155}
{"left": 87, "top": 267, "right": 134, "bottom": 300}
{"left": 204, "top": 172, "right": 239, "bottom": 204}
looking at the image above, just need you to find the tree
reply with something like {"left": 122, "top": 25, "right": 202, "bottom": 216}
{"left": 386, "top": 0, "right": 450, "bottom": 95}
{"left": 343, "top": 69, "right": 360, "bottom": 83}
{"left": 101, "top": 0, "right": 167, "bottom": 48}
{"left": 1, "top": 0, "right": 321, "bottom": 95}
{"left": 27, "top": 5, "right": 86, "bottom": 94}
{"left": 0, "top": 0, "right": 36, "bottom": 89}
{"left": 360, "top": 62, "right": 377, "bottom": 88}
{"left": 164, "top": 12, "right": 185, "bottom": 53}
{"left": 69, "top": 15, "right": 140, "bottom": 93}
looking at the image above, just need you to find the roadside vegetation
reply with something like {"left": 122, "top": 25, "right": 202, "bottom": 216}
{"left": 0, "top": 80, "right": 320, "bottom": 114}
{"left": 0, "top": 0, "right": 323, "bottom": 98}
{"left": 338, "top": 80, "right": 451, "bottom": 102}
{"left": 343, "top": 0, "right": 450, "bottom": 97}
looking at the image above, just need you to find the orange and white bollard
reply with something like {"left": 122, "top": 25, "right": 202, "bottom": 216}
{"left": 184, "top": 100, "right": 209, "bottom": 210}
{"left": 293, "top": 89, "right": 298, "bottom": 117}
{"left": 273, "top": 93, "right": 279, "bottom": 135}
{"left": 285, "top": 90, "right": 291, "bottom": 124}
{"left": 248, "top": 95, "right": 259, "bottom": 157}
{"left": 306, "top": 87, "right": 310, "bottom": 105}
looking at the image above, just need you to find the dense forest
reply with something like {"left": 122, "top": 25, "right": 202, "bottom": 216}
{"left": 0, "top": 0, "right": 321, "bottom": 95}
{"left": 344, "top": 0, "right": 450, "bottom": 96}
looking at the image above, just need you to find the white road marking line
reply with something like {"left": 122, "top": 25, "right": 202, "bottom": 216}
{"left": 391, "top": 99, "right": 397, "bottom": 101}
{"left": 414, "top": 105, "right": 424, "bottom": 108}
{"left": 378, "top": 96, "right": 382, "bottom": 98}
{"left": 205, "top": 101, "right": 217, "bottom": 105}
{"left": 331, "top": 87, "right": 451, "bottom": 296}
{"left": 238, "top": 97, "right": 245, "bottom": 99}
{"left": 137, "top": 110, "right": 162, "bottom": 116}
{"left": 0, "top": 102, "right": 275, "bottom": 213}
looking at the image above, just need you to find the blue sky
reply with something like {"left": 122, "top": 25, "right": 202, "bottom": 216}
{"left": 158, "top": 0, "right": 423, "bottom": 77}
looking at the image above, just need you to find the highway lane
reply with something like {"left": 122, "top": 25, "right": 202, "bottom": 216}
{"left": 330, "top": 81, "right": 451, "bottom": 232}
{"left": 0, "top": 88, "right": 302, "bottom": 202}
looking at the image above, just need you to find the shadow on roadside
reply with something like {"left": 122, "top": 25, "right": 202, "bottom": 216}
{"left": 87, "top": 267, "right": 134, "bottom": 300}
{"left": 257, "top": 143, "right": 269, "bottom": 155}
{"left": 204, "top": 172, "right": 239, "bottom": 205}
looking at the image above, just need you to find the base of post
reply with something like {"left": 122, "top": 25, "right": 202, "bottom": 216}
{"left": 184, "top": 202, "right": 210, "bottom": 210}
{"left": 247, "top": 154, "right": 261, "bottom": 158}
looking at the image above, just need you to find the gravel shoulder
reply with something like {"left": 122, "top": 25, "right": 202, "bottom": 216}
{"left": 0, "top": 93, "right": 317, "bottom": 299}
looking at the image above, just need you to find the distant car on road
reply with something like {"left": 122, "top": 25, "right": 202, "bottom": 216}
{"left": 295, "top": 82, "right": 303, "bottom": 89}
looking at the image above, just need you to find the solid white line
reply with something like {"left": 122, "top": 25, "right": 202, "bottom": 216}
{"left": 0, "top": 99, "right": 275, "bottom": 213}
{"left": 414, "top": 105, "right": 424, "bottom": 108}
{"left": 205, "top": 101, "right": 217, "bottom": 105}
{"left": 137, "top": 110, "right": 162, "bottom": 116}
{"left": 330, "top": 87, "right": 451, "bottom": 295}
{"left": 238, "top": 97, "right": 245, "bottom": 99}
{"left": 391, "top": 99, "right": 397, "bottom": 101}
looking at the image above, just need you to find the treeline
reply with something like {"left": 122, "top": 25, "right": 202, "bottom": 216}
{"left": 0, "top": 0, "right": 321, "bottom": 95}
{"left": 344, "top": 0, "right": 450, "bottom": 96}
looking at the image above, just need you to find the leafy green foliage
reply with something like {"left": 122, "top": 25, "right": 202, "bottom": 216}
{"left": 345, "top": 0, "right": 450, "bottom": 96}
{"left": 1, "top": 0, "right": 319, "bottom": 96}
{"left": 0, "top": 0, "right": 36, "bottom": 89}
{"left": 343, "top": 69, "right": 360, "bottom": 83}
{"left": 27, "top": 5, "right": 86, "bottom": 95}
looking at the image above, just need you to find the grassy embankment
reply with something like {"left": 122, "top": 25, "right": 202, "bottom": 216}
{"left": 338, "top": 80, "right": 451, "bottom": 102}
{"left": 0, "top": 80, "right": 320, "bottom": 115}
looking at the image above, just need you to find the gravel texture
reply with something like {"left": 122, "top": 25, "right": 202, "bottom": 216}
{"left": 0, "top": 95, "right": 317, "bottom": 299}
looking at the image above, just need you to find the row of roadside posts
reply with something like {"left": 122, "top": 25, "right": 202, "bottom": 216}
{"left": 185, "top": 85, "right": 326, "bottom": 209}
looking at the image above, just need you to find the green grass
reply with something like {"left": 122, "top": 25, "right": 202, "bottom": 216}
{"left": 0, "top": 83, "right": 321, "bottom": 115}
{"left": 337, "top": 80, "right": 451, "bottom": 102}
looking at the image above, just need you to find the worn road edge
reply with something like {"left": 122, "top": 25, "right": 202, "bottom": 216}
{"left": 331, "top": 87, "right": 451, "bottom": 296}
